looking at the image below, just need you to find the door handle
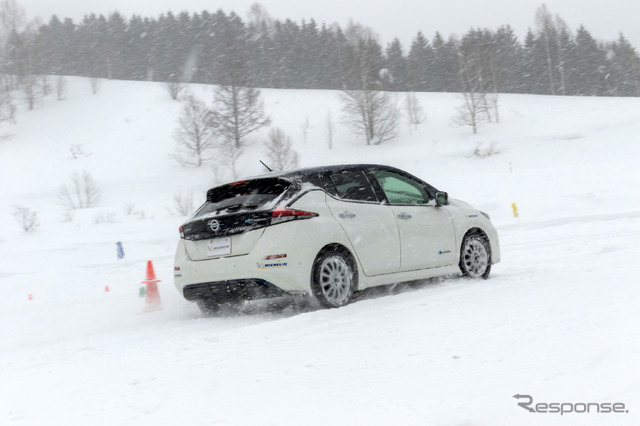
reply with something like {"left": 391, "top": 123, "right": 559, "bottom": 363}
{"left": 397, "top": 212, "right": 412, "bottom": 220}
{"left": 338, "top": 211, "right": 356, "bottom": 219}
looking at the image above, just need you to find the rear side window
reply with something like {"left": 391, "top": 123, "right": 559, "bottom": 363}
{"left": 194, "top": 178, "right": 291, "bottom": 218}
{"left": 327, "top": 170, "right": 378, "bottom": 202}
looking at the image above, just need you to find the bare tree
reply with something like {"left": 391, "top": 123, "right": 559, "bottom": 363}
{"left": 40, "top": 75, "right": 50, "bottom": 96}
{"left": 57, "top": 171, "right": 101, "bottom": 210}
{"left": 171, "top": 193, "right": 195, "bottom": 216}
{"left": 89, "top": 77, "right": 102, "bottom": 94}
{"left": 264, "top": 127, "right": 299, "bottom": 171}
{"left": 405, "top": 92, "right": 425, "bottom": 132}
{"left": 343, "top": 20, "right": 379, "bottom": 52}
{"left": 8, "top": 20, "right": 39, "bottom": 108}
{"left": 300, "top": 116, "right": 311, "bottom": 144}
{"left": 472, "top": 141, "right": 502, "bottom": 158}
{"left": 210, "top": 163, "right": 225, "bottom": 185}
{"left": 535, "top": 5, "right": 570, "bottom": 96}
{"left": 0, "top": 1, "right": 24, "bottom": 56}
{"left": 454, "top": 28, "right": 508, "bottom": 127}
{"left": 0, "top": 0, "right": 26, "bottom": 91}
{"left": 245, "top": 3, "right": 277, "bottom": 87}
{"left": 171, "top": 94, "right": 217, "bottom": 167}
{"left": 536, "top": 5, "right": 556, "bottom": 95}
{"left": 10, "top": 15, "right": 45, "bottom": 109}
{"left": 69, "top": 144, "right": 91, "bottom": 159}
{"left": 209, "top": 84, "right": 270, "bottom": 177}
{"left": 55, "top": 75, "right": 66, "bottom": 100}
{"left": 92, "top": 211, "right": 117, "bottom": 225}
{"left": 247, "top": 3, "right": 273, "bottom": 27}
{"left": 19, "top": 73, "right": 43, "bottom": 110}
{"left": 0, "top": 89, "right": 15, "bottom": 125}
{"left": 123, "top": 202, "right": 146, "bottom": 219}
{"left": 123, "top": 202, "right": 137, "bottom": 215}
{"left": 325, "top": 110, "right": 334, "bottom": 149}
{"left": 553, "top": 15, "right": 570, "bottom": 97}
{"left": 453, "top": 33, "right": 491, "bottom": 134}
{"left": 340, "top": 89, "right": 399, "bottom": 145}
{"left": 481, "top": 29, "right": 501, "bottom": 123}
{"left": 0, "top": 0, "right": 25, "bottom": 35}
{"left": 164, "top": 76, "right": 185, "bottom": 101}
{"left": 452, "top": 93, "right": 487, "bottom": 135}
{"left": 217, "top": 139, "right": 243, "bottom": 180}
{"left": 484, "top": 49, "right": 500, "bottom": 124}
{"left": 211, "top": 84, "right": 270, "bottom": 149}
{"left": 246, "top": 2, "right": 274, "bottom": 38}
{"left": 338, "top": 23, "right": 400, "bottom": 145}
{"left": 485, "top": 91, "right": 499, "bottom": 123}
{"left": 13, "top": 205, "right": 39, "bottom": 231}
{"left": 453, "top": 69, "right": 488, "bottom": 136}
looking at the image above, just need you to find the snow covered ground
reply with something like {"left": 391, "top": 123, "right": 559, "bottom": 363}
{"left": 1, "top": 77, "right": 639, "bottom": 425}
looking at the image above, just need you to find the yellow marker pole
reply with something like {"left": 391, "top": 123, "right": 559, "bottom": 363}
{"left": 511, "top": 202, "right": 519, "bottom": 218}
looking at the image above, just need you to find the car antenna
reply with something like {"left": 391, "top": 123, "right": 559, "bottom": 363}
{"left": 260, "top": 160, "right": 273, "bottom": 172}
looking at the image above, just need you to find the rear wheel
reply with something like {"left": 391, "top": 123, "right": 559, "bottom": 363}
{"left": 311, "top": 249, "right": 357, "bottom": 308}
{"left": 459, "top": 231, "right": 491, "bottom": 279}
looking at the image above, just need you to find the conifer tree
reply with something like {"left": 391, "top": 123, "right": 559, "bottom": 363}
{"left": 385, "top": 38, "right": 408, "bottom": 91}
{"left": 407, "top": 32, "right": 431, "bottom": 91}
{"left": 608, "top": 33, "right": 640, "bottom": 96}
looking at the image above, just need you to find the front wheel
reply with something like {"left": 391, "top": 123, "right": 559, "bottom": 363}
{"left": 459, "top": 232, "right": 491, "bottom": 279}
{"left": 311, "top": 250, "right": 357, "bottom": 308}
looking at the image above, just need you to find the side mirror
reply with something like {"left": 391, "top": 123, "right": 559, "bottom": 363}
{"left": 435, "top": 191, "right": 448, "bottom": 207}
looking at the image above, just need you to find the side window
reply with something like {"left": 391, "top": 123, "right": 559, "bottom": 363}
{"left": 328, "top": 170, "right": 378, "bottom": 202}
{"left": 371, "top": 170, "right": 430, "bottom": 205}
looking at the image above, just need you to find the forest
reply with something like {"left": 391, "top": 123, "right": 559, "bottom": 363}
{"left": 4, "top": 3, "right": 640, "bottom": 98}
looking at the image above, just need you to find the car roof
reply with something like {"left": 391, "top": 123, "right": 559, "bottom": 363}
{"left": 248, "top": 164, "right": 399, "bottom": 180}
{"left": 220, "top": 164, "right": 439, "bottom": 198}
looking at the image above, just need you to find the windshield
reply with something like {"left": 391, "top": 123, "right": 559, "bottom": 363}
{"left": 193, "top": 178, "right": 292, "bottom": 218}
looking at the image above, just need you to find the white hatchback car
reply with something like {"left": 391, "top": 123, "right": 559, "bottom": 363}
{"left": 174, "top": 164, "right": 500, "bottom": 313}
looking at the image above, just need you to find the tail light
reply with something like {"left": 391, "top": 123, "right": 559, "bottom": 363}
{"left": 271, "top": 208, "right": 318, "bottom": 225}
{"left": 180, "top": 208, "right": 318, "bottom": 241}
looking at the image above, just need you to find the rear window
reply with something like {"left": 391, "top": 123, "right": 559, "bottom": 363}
{"left": 194, "top": 178, "right": 291, "bottom": 218}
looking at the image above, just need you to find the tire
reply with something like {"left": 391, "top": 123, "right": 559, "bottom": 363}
{"left": 196, "top": 299, "right": 242, "bottom": 316}
{"left": 459, "top": 231, "right": 491, "bottom": 279}
{"left": 311, "top": 249, "right": 357, "bottom": 308}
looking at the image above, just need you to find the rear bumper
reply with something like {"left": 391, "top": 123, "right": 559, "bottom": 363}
{"left": 183, "top": 280, "right": 286, "bottom": 302}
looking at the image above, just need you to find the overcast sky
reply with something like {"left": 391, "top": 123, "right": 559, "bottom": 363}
{"left": 18, "top": 0, "right": 640, "bottom": 49}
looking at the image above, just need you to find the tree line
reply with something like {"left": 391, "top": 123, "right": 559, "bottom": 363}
{"left": 2, "top": 2, "right": 639, "bottom": 98}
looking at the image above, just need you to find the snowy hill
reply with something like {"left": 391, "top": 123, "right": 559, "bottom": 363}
{"left": 1, "top": 77, "right": 640, "bottom": 425}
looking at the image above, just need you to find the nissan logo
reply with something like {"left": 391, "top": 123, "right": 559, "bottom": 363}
{"left": 208, "top": 219, "right": 220, "bottom": 232}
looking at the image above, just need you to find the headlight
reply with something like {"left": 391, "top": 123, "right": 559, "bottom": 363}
{"left": 481, "top": 211, "right": 491, "bottom": 220}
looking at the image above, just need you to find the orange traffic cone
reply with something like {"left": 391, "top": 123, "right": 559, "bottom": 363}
{"left": 105, "top": 285, "right": 110, "bottom": 292}
{"left": 141, "top": 260, "right": 162, "bottom": 312}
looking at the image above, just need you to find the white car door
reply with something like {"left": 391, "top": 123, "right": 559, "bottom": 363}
{"left": 324, "top": 170, "right": 401, "bottom": 276}
{"left": 369, "top": 169, "right": 456, "bottom": 272}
